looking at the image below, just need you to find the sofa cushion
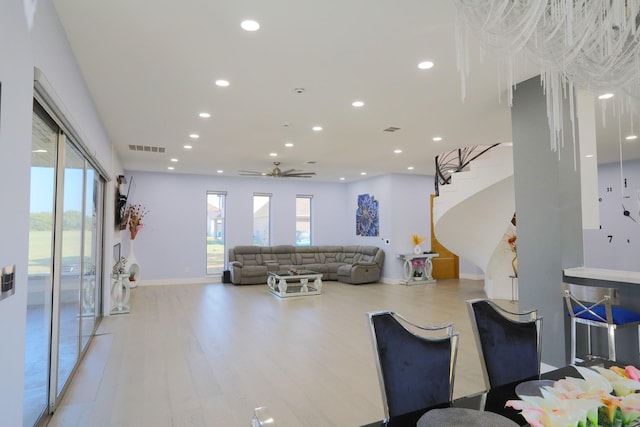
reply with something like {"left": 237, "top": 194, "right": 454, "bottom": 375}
{"left": 272, "top": 245, "right": 296, "bottom": 264}
{"left": 232, "top": 246, "right": 263, "bottom": 266}
{"left": 342, "top": 246, "right": 363, "bottom": 264}
{"left": 318, "top": 246, "right": 344, "bottom": 263}
{"left": 295, "top": 246, "right": 321, "bottom": 265}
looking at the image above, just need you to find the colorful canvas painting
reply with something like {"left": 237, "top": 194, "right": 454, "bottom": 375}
{"left": 356, "top": 193, "right": 379, "bottom": 236}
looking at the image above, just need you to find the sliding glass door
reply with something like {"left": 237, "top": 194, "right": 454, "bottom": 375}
{"left": 24, "top": 104, "right": 57, "bottom": 427}
{"left": 24, "top": 101, "right": 105, "bottom": 426}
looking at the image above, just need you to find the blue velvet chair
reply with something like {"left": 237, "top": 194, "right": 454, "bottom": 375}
{"left": 467, "top": 299, "right": 542, "bottom": 389}
{"left": 563, "top": 282, "right": 640, "bottom": 363}
{"left": 367, "top": 311, "right": 459, "bottom": 420}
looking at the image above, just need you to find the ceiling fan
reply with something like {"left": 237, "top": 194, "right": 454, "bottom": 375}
{"left": 239, "top": 161, "right": 316, "bottom": 178}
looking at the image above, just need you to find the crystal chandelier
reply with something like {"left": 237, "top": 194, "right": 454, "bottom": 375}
{"left": 455, "top": 0, "right": 640, "bottom": 153}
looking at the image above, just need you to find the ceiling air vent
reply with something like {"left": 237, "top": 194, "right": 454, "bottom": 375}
{"left": 128, "top": 145, "right": 166, "bottom": 153}
{"left": 384, "top": 126, "right": 400, "bottom": 132}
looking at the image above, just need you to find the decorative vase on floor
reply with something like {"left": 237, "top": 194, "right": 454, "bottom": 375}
{"left": 127, "top": 239, "right": 141, "bottom": 288}
{"left": 511, "top": 255, "right": 518, "bottom": 278}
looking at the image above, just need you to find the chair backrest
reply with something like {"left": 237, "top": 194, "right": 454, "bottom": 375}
{"left": 562, "top": 282, "right": 617, "bottom": 324}
{"left": 467, "top": 299, "right": 542, "bottom": 389}
{"left": 367, "top": 311, "right": 459, "bottom": 419}
{"left": 251, "top": 406, "right": 275, "bottom": 426}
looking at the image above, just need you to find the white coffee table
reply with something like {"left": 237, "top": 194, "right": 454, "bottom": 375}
{"left": 267, "top": 270, "right": 323, "bottom": 298}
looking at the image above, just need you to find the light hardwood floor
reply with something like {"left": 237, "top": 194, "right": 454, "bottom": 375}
{"left": 48, "top": 278, "right": 505, "bottom": 427}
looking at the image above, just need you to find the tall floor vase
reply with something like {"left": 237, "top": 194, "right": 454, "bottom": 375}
{"left": 127, "top": 239, "right": 141, "bottom": 288}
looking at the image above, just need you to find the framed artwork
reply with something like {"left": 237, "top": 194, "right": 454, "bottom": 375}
{"left": 356, "top": 193, "right": 379, "bottom": 236}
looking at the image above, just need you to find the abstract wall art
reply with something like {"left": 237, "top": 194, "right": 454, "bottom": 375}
{"left": 356, "top": 193, "right": 379, "bottom": 236}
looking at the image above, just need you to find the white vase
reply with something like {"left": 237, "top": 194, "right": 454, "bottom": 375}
{"left": 413, "top": 245, "right": 422, "bottom": 254}
{"left": 127, "top": 239, "right": 141, "bottom": 288}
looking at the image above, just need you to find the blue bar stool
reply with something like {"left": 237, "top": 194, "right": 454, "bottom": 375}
{"left": 563, "top": 283, "right": 640, "bottom": 363}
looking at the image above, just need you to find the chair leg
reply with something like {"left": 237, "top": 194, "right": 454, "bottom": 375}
{"left": 638, "top": 325, "right": 640, "bottom": 363}
{"left": 570, "top": 320, "right": 577, "bottom": 363}
{"left": 608, "top": 325, "right": 616, "bottom": 361}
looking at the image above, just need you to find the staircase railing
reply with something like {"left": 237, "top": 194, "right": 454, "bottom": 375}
{"left": 434, "top": 144, "right": 501, "bottom": 195}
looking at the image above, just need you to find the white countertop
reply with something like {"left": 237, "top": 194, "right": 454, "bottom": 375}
{"left": 563, "top": 267, "right": 640, "bottom": 285}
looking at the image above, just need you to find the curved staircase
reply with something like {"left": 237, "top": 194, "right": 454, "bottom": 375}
{"left": 432, "top": 143, "right": 516, "bottom": 299}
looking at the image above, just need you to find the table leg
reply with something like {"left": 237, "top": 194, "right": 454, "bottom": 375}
{"left": 403, "top": 259, "right": 412, "bottom": 281}
{"left": 314, "top": 277, "right": 322, "bottom": 292}
{"left": 425, "top": 257, "right": 434, "bottom": 280}
{"left": 278, "top": 278, "right": 288, "bottom": 293}
{"left": 300, "top": 278, "right": 309, "bottom": 292}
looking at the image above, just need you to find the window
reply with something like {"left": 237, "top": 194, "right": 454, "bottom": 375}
{"left": 253, "top": 194, "right": 271, "bottom": 246}
{"left": 206, "top": 192, "right": 226, "bottom": 275}
{"left": 296, "top": 195, "right": 312, "bottom": 246}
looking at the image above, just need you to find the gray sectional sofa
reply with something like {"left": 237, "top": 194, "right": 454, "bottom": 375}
{"left": 228, "top": 245, "right": 385, "bottom": 285}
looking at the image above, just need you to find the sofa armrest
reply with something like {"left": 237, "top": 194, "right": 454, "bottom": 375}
{"left": 353, "top": 261, "right": 378, "bottom": 268}
{"left": 229, "top": 261, "right": 243, "bottom": 268}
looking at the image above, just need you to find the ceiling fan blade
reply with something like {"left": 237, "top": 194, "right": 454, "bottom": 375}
{"left": 238, "top": 170, "right": 262, "bottom": 174}
{"left": 283, "top": 172, "right": 316, "bottom": 177}
{"left": 281, "top": 169, "right": 297, "bottom": 175}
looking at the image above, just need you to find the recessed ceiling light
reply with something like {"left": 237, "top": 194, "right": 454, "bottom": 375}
{"left": 240, "top": 20, "right": 260, "bottom": 31}
{"left": 418, "top": 61, "right": 434, "bottom": 70}
{"left": 407, "top": 166, "right": 415, "bottom": 170}
{"left": 217, "top": 170, "right": 224, "bottom": 174}
{"left": 285, "top": 142, "right": 294, "bottom": 147}
{"left": 394, "top": 149, "right": 402, "bottom": 154}
{"left": 626, "top": 135, "right": 638, "bottom": 141}
{"left": 215, "top": 79, "right": 230, "bottom": 87}
{"left": 32, "top": 149, "right": 47, "bottom": 153}
{"left": 312, "top": 126, "right": 323, "bottom": 131}
{"left": 199, "top": 112, "right": 211, "bottom": 118}
{"left": 352, "top": 101, "right": 364, "bottom": 107}
{"left": 339, "top": 177, "right": 345, "bottom": 181}
{"left": 360, "top": 172, "right": 367, "bottom": 176}
{"left": 269, "top": 152, "right": 278, "bottom": 157}
{"left": 432, "top": 136, "right": 443, "bottom": 142}
{"left": 189, "top": 134, "right": 199, "bottom": 139}
{"left": 584, "top": 154, "right": 594, "bottom": 158}
{"left": 183, "top": 145, "right": 193, "bottom": 149}
{"left": 170, "top": 158, "right": 178, "bottom": 162}
{"left": 168, "top": 166, "right": 175, "bottom": 170}
{"left": 598, "top": 93, "right": 614, "bottom": 100}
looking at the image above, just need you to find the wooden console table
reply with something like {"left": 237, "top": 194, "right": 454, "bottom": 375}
{"left": 398, "top": 253, "right": 439, "bottom": 285}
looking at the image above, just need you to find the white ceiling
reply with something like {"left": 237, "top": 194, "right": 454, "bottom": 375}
{"left": 51, "top": 0, "right": 640, "bottom": 182}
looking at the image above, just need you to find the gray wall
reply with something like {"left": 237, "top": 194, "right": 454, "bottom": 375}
{"left": 122, "top": 171, "right": 434, "bottom": 283}
{"left": 0, "top": 1, "right": 117, "bottom": 424}
{"left": 512, "top": 77, "right": 584, "bottom": 367}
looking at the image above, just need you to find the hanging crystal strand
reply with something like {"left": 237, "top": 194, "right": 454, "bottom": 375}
{"left": 618, "top": 113, "right": 625, "bottom": 201}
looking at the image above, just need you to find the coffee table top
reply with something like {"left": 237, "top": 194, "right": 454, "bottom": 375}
{"left": 268, "top": 269, "right": 321, "bottom": 278}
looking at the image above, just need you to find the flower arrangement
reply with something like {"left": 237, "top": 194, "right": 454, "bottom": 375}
{"left": 507, "top": 365, "right": 640, "bottom": 427}
{"left": 411, "top": 258, "right": 426, "bottom": 277}
{"left": 123, "top": 204, "right": 149, "bottom": 240}
{"left": 506, "top": 232, "right": 517, "bottom": 254}
{"left": 412, "top": 234, "right": 427, "bottom": 246}
{"left": 411, "top": 258, "right": 426, "bottom": 269}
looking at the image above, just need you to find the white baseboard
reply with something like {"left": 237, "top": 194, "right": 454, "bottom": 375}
{"left": 380, "top": 276, "right": 403, "bottom": 285}
{"left": 135, "top": 277, "right": 220, "bottom": 287}
{"left": 541, "top": 362, "right": 557, "bottom": 373}
{"left": 459, "top": 273, "right": 484, "bottom": 280}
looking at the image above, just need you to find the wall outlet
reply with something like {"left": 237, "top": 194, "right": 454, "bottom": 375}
{"left": 0, "top": 264, "right": 15, "bottom": 301}
{"left": 2, "top": 264, "right": 15, "bottom": 292}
